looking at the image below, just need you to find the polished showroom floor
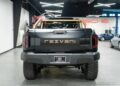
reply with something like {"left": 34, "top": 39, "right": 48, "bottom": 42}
{"left": 0, "top": 42, "right": 120, "bottom": 86}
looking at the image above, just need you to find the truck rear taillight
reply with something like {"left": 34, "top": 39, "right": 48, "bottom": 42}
{"left": 22, "top": 34, "right": 28, "bottom": 49}
{"left": 92, "top": 34, "right": 98, "bottom": 48}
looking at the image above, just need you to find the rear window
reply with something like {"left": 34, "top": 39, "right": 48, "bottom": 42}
{"left": 42, "top": 21, "right": 79, "bottom": 29}
{"left": 34, "top": 20, "right": 86, "bottom": 29}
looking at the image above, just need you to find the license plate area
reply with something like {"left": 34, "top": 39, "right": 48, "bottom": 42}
{"left": 54, "top": 56, "right": 66, "bottom": 62}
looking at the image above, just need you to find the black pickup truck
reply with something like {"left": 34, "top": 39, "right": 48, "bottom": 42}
{"left": 21, "top": 19, "right": 100, "bottom": 80}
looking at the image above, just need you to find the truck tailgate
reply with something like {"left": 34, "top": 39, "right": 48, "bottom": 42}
{"left": 28, "top": 29, "right": 93, "bottom": 53}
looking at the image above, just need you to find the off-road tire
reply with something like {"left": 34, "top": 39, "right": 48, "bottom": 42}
{"left": 84, "top": 61, "right": 98, "bottom": 80}
{"left": 23, "top": 62, "right": 37, "bottom": 80}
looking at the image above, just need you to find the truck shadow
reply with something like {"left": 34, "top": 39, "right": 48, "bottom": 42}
{"left": 21, "top": 68, "right": 97, "bottom": 86}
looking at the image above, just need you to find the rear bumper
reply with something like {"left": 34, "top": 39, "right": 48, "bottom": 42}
{"left": 21, "top": 52, "right": 100, "bottom": 65}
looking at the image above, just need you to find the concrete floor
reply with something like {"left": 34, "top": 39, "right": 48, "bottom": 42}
{"left": 0, "top": 42, "right": 120, "bottom": 86}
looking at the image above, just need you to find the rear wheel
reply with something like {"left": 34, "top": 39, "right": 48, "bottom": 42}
{"left": 83, "top": 61, "right": 98, "bottom": 80}
{"left": 23, "top": 62, "right": 38, "bottom": 80}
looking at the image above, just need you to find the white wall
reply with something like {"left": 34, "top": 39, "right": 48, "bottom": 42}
{"left": 83, "top": 17, "right": 120, "bottom": 35}
{"left": 85, "top": 18, "right": 116, "bottom": 35}
{"left": 17, "top": 8, "right": 29, "bottom": 46}
{"left": 118, "top": 17, "right": 120, "bottom": 34}
{"left": 0, "top": 0, "right": 13, "bottom": 53}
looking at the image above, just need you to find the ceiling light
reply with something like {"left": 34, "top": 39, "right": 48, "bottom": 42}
{"left": 40, "top": 2, "right": 64, "bottom": 8}
{"left": 87, "top": 15, "right": 100, "bottom": 17}
{"left": 45, "top": 10, "right": 62, "bottom": 14}
{"left": 102, "top": 14, "right": 107, "bottom": 16}
{"left": 118, "top": 14, "right": 120, "bottom": 16}
{"left": 55, "top": 15, "right": 61, "bottom": 17}
{"left": 88, "top": 0, "right": 94, "bottom": 4}
{"left": 94, "top": 3, "right": 116, "bottom": 7}
{"left": 109, "top": 14, "right": 115, "bottom": 16}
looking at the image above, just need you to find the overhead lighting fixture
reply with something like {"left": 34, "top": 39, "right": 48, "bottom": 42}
{"left": 118, "top": 14, "right": 120, "bottom": 16}
{"left": 45, "top": 10, "right": 62, "bottom": 14}
{"left": 109, "top": 14, "right": 115, "bottom": 16}
{"left": 55, "top": 14, "right": 61, "bottom": 17}
{"left": 94, "top": 3, "right": 116, "bottom": 7}
{"left": 102, "top": 14, "right": 107, "bottom": 16}
{"left": 40, "top": 2, "right": 64, "bottom": 8}
{"left": 88, "top": 0, "right": 94, "bottom": 4}
{"left": 87, "top": 15, "right": 100, "bottom": 17}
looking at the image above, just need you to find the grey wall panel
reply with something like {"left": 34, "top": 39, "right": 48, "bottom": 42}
{"left": 13, "top": 0, "right": 22, "bottom": 48}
